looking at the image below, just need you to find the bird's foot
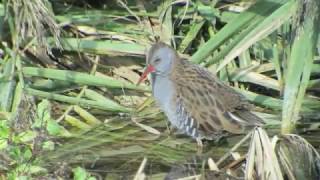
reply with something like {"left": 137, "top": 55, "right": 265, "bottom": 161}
{"left": 209, "top": 131, "right": 230, "bottom": 145}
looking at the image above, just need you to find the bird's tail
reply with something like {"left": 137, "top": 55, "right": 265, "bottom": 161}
{"left": 223, "top": 110, "right": 264, "bottom": 134}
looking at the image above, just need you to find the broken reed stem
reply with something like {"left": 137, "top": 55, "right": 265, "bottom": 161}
{"left": 57, "top": 56, "right": 100, "bottom": 122}
{"left": 216, "top": 131, "right": 252, "bottom": 166}
{"left": 133, "top": 157, "right": 147, "bottom": 180}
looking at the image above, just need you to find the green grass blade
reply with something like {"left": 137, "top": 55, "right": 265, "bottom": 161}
{"left": 178, "top": 20, "right": 205, "bottom": 53}
{"left": 216, "top": 0, "right": 298, "bottom": 71}
{"left": 22, "top": 67, "right": 149, "bottom": 91}
{"left": 191, "top": 0, "right": 283, "bottom": 64}
{"left": 281, "top": 1, "right": 320, "bottom": 133}
{"left": 0, "top": 59, "right": 15, "bottom": 111}
{"left": 271, "top": 43, "right": 283, "bottom": 90}
{"left": 84, "top": 89, "right": 125, "bottom": 109}
{"left": 47, "top": 38, "right": 146, "bottom": 56}
{"left": 65, "top": 115, "right": 91, "bottom": 130}
{"left": 25, "top": 88, "right": 132, "bottom": 112}
{"left": 231, "top": 71, "right": 280, "bottom": 91}
{"left": 73, "top": 105, "right": 102, "bottom": 126}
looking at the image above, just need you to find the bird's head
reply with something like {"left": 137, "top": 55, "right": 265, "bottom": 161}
{"left": 138, "top": 42, "right": 178, "bottom": 84}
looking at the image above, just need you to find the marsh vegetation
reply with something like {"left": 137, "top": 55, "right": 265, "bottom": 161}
{"left": 0, "top": 0, "right": 319, "bottom": 179}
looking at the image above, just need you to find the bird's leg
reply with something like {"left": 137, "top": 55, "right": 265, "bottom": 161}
{"left": 196, "top": 138, "right": 203, "bottom": 154}
{"left": 164, "top": 123, "right": 176, "bottom": 136}
{"left": 196, "top": 138, "right": 203, "bottom": 147}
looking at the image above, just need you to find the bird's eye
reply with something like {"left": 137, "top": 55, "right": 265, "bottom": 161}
{"left": 154, "top": 58, "right": 161, "bottom": 63}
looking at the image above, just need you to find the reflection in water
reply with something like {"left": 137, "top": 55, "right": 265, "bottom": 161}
{"left": 164, "top": 155, "right": 241, "bottom": 180}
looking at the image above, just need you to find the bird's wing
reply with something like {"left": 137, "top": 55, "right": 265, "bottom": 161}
{"left": 171, "top": 60, "right": 263, "bottom": 135}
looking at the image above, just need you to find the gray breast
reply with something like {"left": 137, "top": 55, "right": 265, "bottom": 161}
{"left": 151, "top": 73, "right": 181, "bottom": 128}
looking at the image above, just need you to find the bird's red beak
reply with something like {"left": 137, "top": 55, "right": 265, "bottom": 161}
{"left": 137, "top": 65, "right": 155, "bottom": 85}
